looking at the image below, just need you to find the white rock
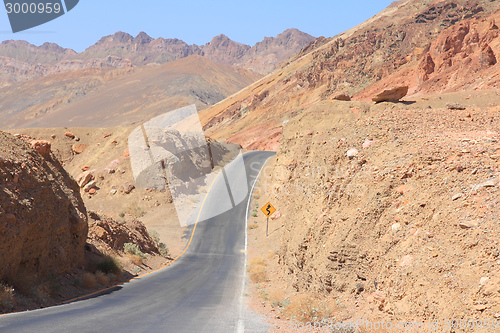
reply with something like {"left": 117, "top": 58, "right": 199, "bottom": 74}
{"left": 362, "top": 139, "right": 375, "bottom": 149}
{"left": 83, "top": 181, "right": 96, "bottom": 192}
{"left": 459, "top": 220, "right": 479, "bottom": 229}
{"left": 346, "top": 148, "right": 359, "bottom": 158}
{"left": 480, "top": 277, "right": 489, "bottom": 285}
{"left": 473, "top": 177, "right": 498, "bottom": 191}
{"left": 392, "top": 223, "right": 401, "bottom": 232}
{"left": 76, "top": 171, "right": 93, "bottom": 188}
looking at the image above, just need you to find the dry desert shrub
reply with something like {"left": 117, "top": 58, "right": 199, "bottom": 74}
{"left": 247, "top": 257, "right": 267, "bottom": 283}
{"left": 95, "top": 271, "right": 111, "bottom": 285}
{"left": 129, "top": 254, "right": 144, "bottom": 267}
{"left": 282, "top": 294, "right": 332, "bottom": 323}
{"left": 124, "top": 243, "right": 146, "bottom": 266}
{"left": 0, "top": 283, "right": 14, "bottom": 309}
{"left": 124, "top": 202, "right": 145, "bottom": 218}
{"left": 30, "top": 284, "right": 51, "bottom": 302}
{"left": 95, "top": 255, "right": 122, "bottom": 275}
{"left": 82, "top": 272, "right": 97, "bottom": 289}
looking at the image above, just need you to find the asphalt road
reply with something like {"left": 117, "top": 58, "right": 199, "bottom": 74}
{"left": 0, "top": 151, "right": 275, "bottom": 333}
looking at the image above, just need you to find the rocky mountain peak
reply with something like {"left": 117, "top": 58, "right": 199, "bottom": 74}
{"left": 133, "top": 31, "right": 153, "bottom": 45}
{"left": 95, "top": 31, "right": 134, "bottom": 45}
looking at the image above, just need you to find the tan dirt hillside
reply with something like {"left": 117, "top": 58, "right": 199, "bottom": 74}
{"left": 200, "top": 0, "right": 500, "bottom": 151}
{"left": 0, "top": 55, "right": 261, "bottom": 130}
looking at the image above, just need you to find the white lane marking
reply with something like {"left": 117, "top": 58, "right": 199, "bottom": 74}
{"left": 237, "top": 153, "right": 273, "bottom": 333}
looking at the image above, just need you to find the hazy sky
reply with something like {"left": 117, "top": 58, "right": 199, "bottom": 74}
{"left": 0, "top": 1, "right": 395, "bottom": 52}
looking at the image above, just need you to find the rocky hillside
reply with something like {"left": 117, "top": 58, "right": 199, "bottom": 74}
{"left": 0, "top": 55, "right": 261, "bottom": 129}
{"left": 0, "top": 28, "right": 314, "bottom": 86}
{"left": 0, "top": 40, "right": 131, "bottom": 88}
{"left": 199, "top": 0, "right": 500, "bottom": 151}
{"left": 248, "top": 91, "right": 500, "bottom": 330}
{"left": 0, "top": 131, "right": 88, "bottom": 290}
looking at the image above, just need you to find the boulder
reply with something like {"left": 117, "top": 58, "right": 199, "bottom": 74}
{"left": 76, "top": 171, "right": 93, "bottom": 188}
{"left": 332, "top": 93, "right": 351, "bottom": 101}
{"left": 447, "top": 103, "right": 466, "bottom": 110}
{"left": 72, "top": 143, "right": 88, "bottom": 154}
{"left": 346, "top": 148, "right": 359, "bottom": 158}
{"left": 83, "top": 180, "right": 96, "bottom": 192}
{"left": 30, "top": 140, "right": 51, "bottom": 158}
{"left": 372, "top": 86, "right": 408, "bottom": 103}
{"left": 479, "top": 44, "right": 497, "bottom": 66}
{"left": 65, "top": 131, "right": 75, "bottom": 139}
{"left": 123, "top": 182, "right": 135, "bottom": 194}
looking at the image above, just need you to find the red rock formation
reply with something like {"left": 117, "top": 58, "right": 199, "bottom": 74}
{"left": 480, "top": 43, "right": 497, "bottom": 66}
{"left": 419, "top": 53, "right": 435, "bottom": 83}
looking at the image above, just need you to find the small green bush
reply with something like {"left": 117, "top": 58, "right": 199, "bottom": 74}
{"left": 73, "top": 277, "right": 82, "bottom": 286}
{"left": 124, "top": 243, "right": 146, "bottom": 259}
{"left": 149, "top": 229, "right": 160, "bottom": 246}
{"left": 158, "top": 242, "right": 169, "bottom": 257}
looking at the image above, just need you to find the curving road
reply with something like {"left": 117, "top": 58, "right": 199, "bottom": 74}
{"left": 0, "top": 151, "right": 275, "bottom": 333}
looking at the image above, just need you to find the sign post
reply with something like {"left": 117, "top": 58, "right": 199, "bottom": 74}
{"left": 260, "top": 202, "right": 276, "bottom": 237}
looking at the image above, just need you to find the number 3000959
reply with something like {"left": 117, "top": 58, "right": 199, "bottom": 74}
{"left": 5, "top": 2, "right": 62, "bottom": 14}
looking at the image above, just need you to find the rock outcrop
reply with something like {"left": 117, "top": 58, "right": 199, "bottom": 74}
{"left": 372, "top": 86, "right": 408, "bottom": 103}
{"left": 0, "top": 132, "right": 88, "bottom": 287}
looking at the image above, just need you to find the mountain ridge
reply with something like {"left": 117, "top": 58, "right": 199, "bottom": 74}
{"left": 0, "top": 28, "right": 315, "bottom": 86}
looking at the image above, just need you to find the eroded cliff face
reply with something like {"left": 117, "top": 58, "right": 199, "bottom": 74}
{"left": 0, "top": 132, "right": 88, "bottom": 289}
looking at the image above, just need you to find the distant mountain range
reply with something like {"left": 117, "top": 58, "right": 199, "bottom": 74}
{"left": 0, "top": 55, "right": 262, "bottom": 129}
{"left": 0, "top": 28, "right": 315, "bottom": 87}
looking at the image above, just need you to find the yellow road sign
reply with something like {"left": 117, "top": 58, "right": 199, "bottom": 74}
{"left": 261, "top": 202, "right": 276, "bottom": 217}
